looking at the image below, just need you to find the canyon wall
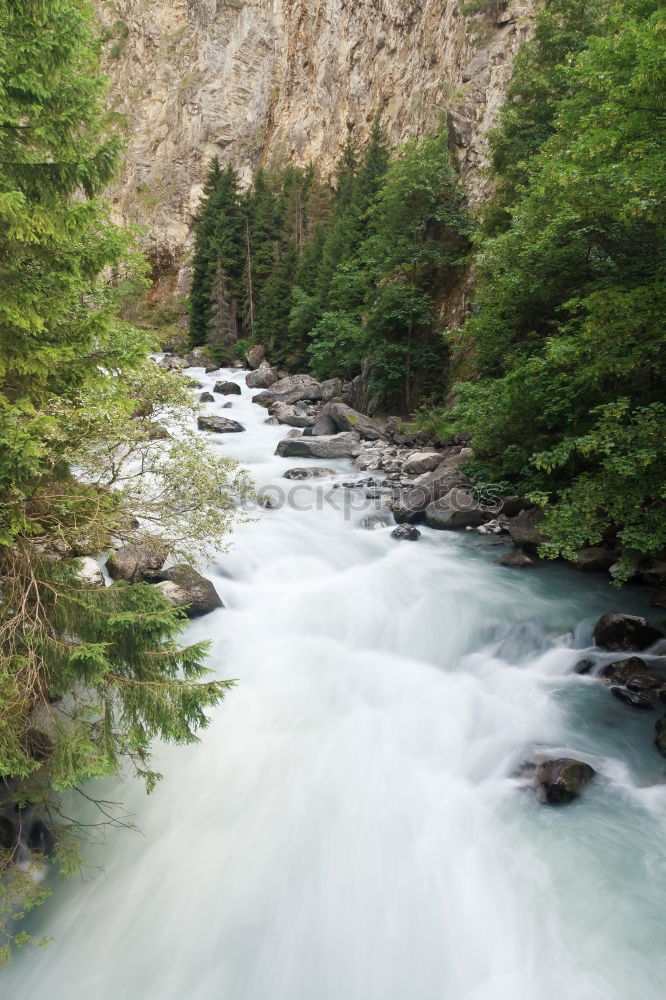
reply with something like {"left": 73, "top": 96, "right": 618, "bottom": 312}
{"left": 96, "top": 0, "right": 537, "bottom": 292}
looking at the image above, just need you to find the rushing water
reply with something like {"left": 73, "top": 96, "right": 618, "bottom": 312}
{"left": 5, "top": 367, "right": 666, "bottom": 999}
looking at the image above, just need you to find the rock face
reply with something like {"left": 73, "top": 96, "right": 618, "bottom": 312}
{"left": 94, "top": 0, "right": 538, "bottom": 294}
{"left": 197, "top": 415, "right": 245, "bottom": 433}
{"left": 154, "top": 565, "right": 223, "bottom": 617}
{"left": 593, "top": 612, "right": 663, "bottom": 652}
{"left": 275, "top": 433, "right": 361, "bottom": 459}
{"left": 107, "top": 539, "right": 169, "bottom": 583}
{"left": 534, "top": 758, "right": 596, "bottom": 805}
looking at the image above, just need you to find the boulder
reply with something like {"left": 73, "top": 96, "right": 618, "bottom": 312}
{"left": 153, "top": 565, "right": 223, "bottom": 617}
{"left": 253, "top": 374, "right": 323, "bottom": 407}
{"left": 73, "top": 556, "right": 105, "bottom": 588}
{"left": 655, "top": 716, "right": 666, "bottom": 757}
{"left": 320, "top": 377, "right": 343, "bottom": 402}
{"left": 245, "top": 362, "right": 279, "bottom": 389}
{"left": 275, "top": 433, "right": 361, "bottom": 459}
{"left": 389, "top": 492, "right": 428, "bottom": 524}
{"left": 286, "top": 429, "right": 302, "bottom": 438}
{"left": 391, "top": 524, "right": 421, "bottom": 541}
{"left": 159, "top": 354, "right": 188, "bottom": 370}
{"left": 424, "top": 489, "right": 490, "bottom": 530}
{"left": 571, "top": 547, "right": 616, "bottom": 572}
{"left": 499, "top": 496, "right": 534, "bottom": 518}
{"left": 325, "top": 401, "right": 384, "bottom": 440}
{"left": 264, "top": 417, "right": 280, "bottom": 425}
{"left": 197, "top": 415, "right": 245, "bottom": 433}
{"left": 245, "top": 344, "right": 266, "bottom": 369}
{"left": 499, "top": 549, "right": 535, "bottom": 569}
{"left": 182, "top": 347, "right": 209, "bottom": 368}
{"left": 269, "top": 401, "right": 315, "bottom": 427}
{"left": 199, "top": 391, "right": 215, "bottom": 403}
{"left": 593, "top": 612, "right": 663, "bottom": 652}
{"left": 214, "top": 380, "right": 241, "bottom": 395}
{"left": 535, "top": 758, "right": 596, "bottom": 805}
{"left": 598, "top": 657, "right": 647, "bottom": 685}
{"left": 610, "top": 687, "right": 655, "bottom": 710}
{"left": 311, "top": 413, "right": 338, "bottom": 436}
{"left": 222, "top": 402, "right": 233, "bottom": 408}
{"left": 507, "top": 508, "right": 547, "bottom": 550}
{"left": 640, "top": 558, "right": 666, "bottom": 587}
{"left": 107, "top": 539, "right": 168, "bottom": 583}
{"left": 283, "top": 467, "right": 336, "bottom": 480}
{"left": 403, "top": 451, "right": 442, "bottom": 476}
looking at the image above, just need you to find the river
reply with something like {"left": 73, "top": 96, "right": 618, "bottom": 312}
{"left": 4, "top": 366, "right": 666, "bottom": 999}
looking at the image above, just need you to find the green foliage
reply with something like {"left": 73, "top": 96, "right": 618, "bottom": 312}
{"left": 430, "top": 0, "right": 666, "bottom": 571}
{"left": 0, "top": 0, "right": 249, "bottom": 958}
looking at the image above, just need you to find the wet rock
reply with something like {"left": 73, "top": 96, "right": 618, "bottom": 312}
{"left": 571, "top": 547, "right": 617, "bottom": 572}
{"left": 245, "top": 362, "right": 279, "bottom": 389}
{"left": 655, "top": 716, "right": 666, "bottom": 757}
{"left": 283, "top": 467, "right": 336, "bottom": 480}
{"left": 276, "top": 433, "right": 361, "bottom": 459}
{"left": 403, "top": 451, "right": 442, "bottom": 476}
{"left": 245, "top": 344, "right": 266, "bottom": 369}
{"left": 610, "top": 687, "right": 655, "bottom": 710}
{"left": 325, "top": 401, "right": 384, "bottom": 440}
{"left": 534, "top": 758, "right": 596, "bottom": 805}
{"left": 389, "top": 492, "right": 427, "bottom": 524}
{"left": 214, "top": 380, "right": 241, "bottom": 395}
{"left": 222, "top": 402, "right": 233, "bottom": 409}
{"left": 197, "top": 415, "right": 245, "bottom": 433}
{"left": 598, "top": 657, "right": 648, "bottom": 685}
{"left": 264, "top": 417, "right": 280, "bottom": 425}
{"left": 593, "top": 612, "right": 663, "bottom": 652}
{"left": 107, "top": 539, "right": 168, "bottom": 583}
{"left": 499, "top": 549, "right": 535, "bottom": 569}
{"left": 153, "top": 565, "right": 223, "bottom": 617}
{"left": 472, "top": 516, "right": 510, "bottom": 536}
{"left": 73, "top": 556, "right": 105, "bottom": 588}
{"left": 391, "top": 524, "right": 421, "bottom": 541}
{"left": 574, "top": 659, "right": 595, "bottom": 675}
{"left": 507, "top": 508, "right": 547, "bottom": 550}
{"left": 425, "top": 489, "right": 490, "bottom": 530}
{"left": 198, "top": 391, "right": 215, "bottom": 403}
{"left": 286, "top": 429, "right": 302, "bottom": 438}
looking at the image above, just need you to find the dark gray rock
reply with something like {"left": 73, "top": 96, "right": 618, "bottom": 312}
{"left": 655, "top": 716, "right": 666, "bottom": 757}
{"left": 214, "top": 380, "right": 241, "bottom": 395}
{"left": 197, "top": 415, "right": 245, "bottom": 433}
{"left": 276, "top": 433, "right": 361, "bottom": 459}
{"left": 269, "top": 400, "right": 315, "bottom": 427}
{"left": 499, "top": 549, "right": 536, "bottom": 569}
{"left": 153, "top": 564, "right": 223, "bottom": 617}
{"left": 499, "top": 496, "right": 534, "bottom": 517}
{"left": 222, "top": 401, "right": 233, "bottom": 409}
{"left": 593, "top": 612, "right": 663, "bottom": 651}
{"left": 107, "top": 539, "right": 168, "bottom": 583}
{"left": 283, "top": 467, "right": 336, "bottom": 480}
{"left": 571, "top": 547, "right": 617, "bottom": 572}
{"left": 507, "top": 508, "right": 547, "bottom": 550}
{"left": 198, "top": 391, "right": 215, "bottom": 403}
{"left": 610, "top": 686, "right": 655, "bottom": 710}
{"left": 391, "top": 524, "right": 421, "bottom": 541}
{"left": 598, "top": 657, "right": 647, "bottom": 685}
{"left": 534, "top": 758, "right": 596, "bottom": 805}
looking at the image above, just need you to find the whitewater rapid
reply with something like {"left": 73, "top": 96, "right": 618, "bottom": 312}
{"left": 5, "top": 367, "right": 666, "bottom": 999}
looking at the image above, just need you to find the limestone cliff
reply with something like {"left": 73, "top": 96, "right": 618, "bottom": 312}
{"left": 97, "top": 0, "right": 537, "bottom": 292}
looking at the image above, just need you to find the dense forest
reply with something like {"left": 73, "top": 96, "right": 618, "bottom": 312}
{"left": 0, "top": 0, "right": 249, "bottom": 959}
{"left": 191, "top": 0, "right": 665, "bottom": 577}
